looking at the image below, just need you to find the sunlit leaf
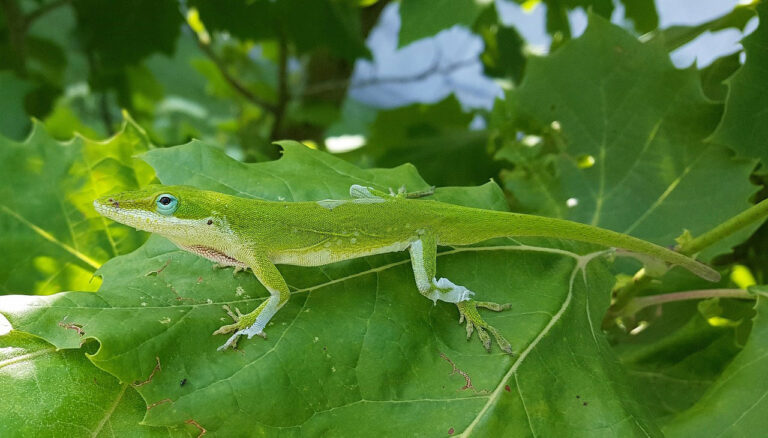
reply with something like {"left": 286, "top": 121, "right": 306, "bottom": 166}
{"left": 0, "top": 118, "right": 155, "bottom": 294}
{"left": 0, "top": 332, "right": 184, "bottom": 436}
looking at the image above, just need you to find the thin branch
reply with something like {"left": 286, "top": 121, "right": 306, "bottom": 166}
{"left": 189, "top": 28, "right": 278, "bottom": 113}
{"left": 605, "top": 197, "right": 768, "bottom": 329}
{"left": 677, "top": 198, "right": 768, "bottom": 255}
{"left": 303, "top": 56, "right": 477, "bottom": 97}
{"left": 618, "top": 288, "right": 753, "bottom": 320}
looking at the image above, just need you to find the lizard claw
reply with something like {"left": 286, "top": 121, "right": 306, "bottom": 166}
{"left": 212, "top": 305, "right": 249, "bottom": 338}
{"left": 456, "top": 300, "right": 513, "bottom": 354}
{"left": 213, "top": 303, "right": 269, "bottom": 350}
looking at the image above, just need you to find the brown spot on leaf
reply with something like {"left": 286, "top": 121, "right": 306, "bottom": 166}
{"left": 146, "top": 398, "right": 172, "bottom": 410}
{"left": 146, "top": 259, "right": 171, "bottom": 276}
{"left": 448, "top": 427, "right": 454, "bottom": 435}
{"left": 440, "top": 353, "right": 487, "bottom": 394}
{"left": 185, "top": 419, "right": 207, "bottom": 437}
{"left": 133, "top": 356, "right": 161, "bottom": 387}
{"left": 168, "top": 284, "right": 193, "bottom": 302}
{"left": 58, "top": 321, "right": 85, "bottom": 337}
{"left": 505, "top": 385, "right": 511, "bottom": 392}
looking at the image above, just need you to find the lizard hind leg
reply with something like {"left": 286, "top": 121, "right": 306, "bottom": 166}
{"left": 213, "top": 253, "right": 290, "bottom": 351}
{"left": 408, "top": 235, "right": 514, "bottom": 354}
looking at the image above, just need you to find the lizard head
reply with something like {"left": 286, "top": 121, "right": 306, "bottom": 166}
{"left": 93, "top": 185, "right": 231, "bottom": 240}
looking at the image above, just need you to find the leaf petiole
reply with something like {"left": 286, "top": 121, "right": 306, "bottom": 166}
{"left": 615, "top": 288, "right": 753, "bottom": 320}
{"left": 676, "top": 198, "right": 768, "bottom": 256}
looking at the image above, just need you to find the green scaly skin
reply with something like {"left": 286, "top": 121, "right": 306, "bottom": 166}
{"left": 94, "top": 184, "right": 720, "bottom": 353}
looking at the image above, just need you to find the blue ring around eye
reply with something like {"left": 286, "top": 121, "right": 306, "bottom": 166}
{"left": 156, "top": 194, "right": 178, "bottom": 215}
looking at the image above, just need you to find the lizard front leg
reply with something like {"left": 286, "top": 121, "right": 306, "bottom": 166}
{"left": 213, "top": 251, "right": 290, "bottom": 351}
{"left": 409, "top": 234, "right": 513, "bottom": 354}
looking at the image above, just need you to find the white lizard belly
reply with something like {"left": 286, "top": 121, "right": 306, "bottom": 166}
{"left": 270, "top": 240, "right": 413, "bottom": 267}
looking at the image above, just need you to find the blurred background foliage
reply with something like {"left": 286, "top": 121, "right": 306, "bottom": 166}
{"left": 0, "top": 0, "right": 756, "bottom": 166}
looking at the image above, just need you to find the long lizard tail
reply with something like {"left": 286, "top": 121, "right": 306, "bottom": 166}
{"left": 437, "top": 206, "right": 720, "bottom": 282}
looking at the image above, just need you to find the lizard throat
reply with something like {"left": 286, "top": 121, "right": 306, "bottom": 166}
{"left": 182, "top": 244, "right": 248, "bottom": 268}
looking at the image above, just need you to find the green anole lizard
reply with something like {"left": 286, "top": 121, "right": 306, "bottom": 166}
{"left": 94, "top": 184, "right": 719, "bottom": 353}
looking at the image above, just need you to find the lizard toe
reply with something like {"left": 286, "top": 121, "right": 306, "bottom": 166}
{"left": 456, "top": 299, "right": 514, "bottom": 354}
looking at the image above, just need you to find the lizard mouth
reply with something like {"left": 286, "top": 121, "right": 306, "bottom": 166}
{"left": 92, "top": 199, "right": 169, "bottom": 233}
{"left": 93, "top": 200, "right": 122, "bottom": 220}
{"left": 93, "top": 200, "right": 139, "bottom": 223}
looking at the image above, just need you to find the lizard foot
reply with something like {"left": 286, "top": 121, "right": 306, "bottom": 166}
{"left": 213, "top": 304, "right": 267, "bottom": 350}
{"left": 211, "top": 264, "right": 247, "bottom": 276}
{"left": 456, "top": 300, "right": 513, "bottom": 354}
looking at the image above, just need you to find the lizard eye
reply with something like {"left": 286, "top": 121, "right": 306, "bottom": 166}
{"left": 155, "top": 194, "right": 178, "bottom": 215}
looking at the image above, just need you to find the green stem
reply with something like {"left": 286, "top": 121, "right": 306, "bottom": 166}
{"left": 678, "top": 198, "right": 768, "bottom": 255}
{"left": 604, "top": 197, "right": 768, "bottom": 330}
{"left": 621, "top": 288, "right": 753, "bottom": 319}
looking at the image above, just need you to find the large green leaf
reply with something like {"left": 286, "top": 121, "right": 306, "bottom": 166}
{"left": 493, "top": 14, "right": 758, "bottom": 259}
{"left": 699, "top": 52, "right": 742, "bottom": 102}
{"left": 0, "top": 141, "right": 663, "bottom": 435}
{"left": 398, "top": 0, "right": 485, "bottom": 47}
{"left": 0, "top": 119, "right": 155, "bottom": 294}
{"left": 709, "top": 1, "right": 768, "bottom": 170}
{"left": 0, "top": 331, "right": 183, "bottom": 437}
{"left": 664, "top": 286, "right": 768, "bottom": 436}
